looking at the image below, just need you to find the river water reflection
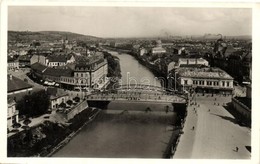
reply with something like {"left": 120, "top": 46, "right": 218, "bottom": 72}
{"left": 53, "top": 51, "right": 175, "bottom": 158}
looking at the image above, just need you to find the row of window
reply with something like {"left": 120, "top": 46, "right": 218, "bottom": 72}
{"left": 62, "top": 78, "right": 74, "bottom": 83}
{"left": 192, "top": 80, "right": 230, "bottom": 87}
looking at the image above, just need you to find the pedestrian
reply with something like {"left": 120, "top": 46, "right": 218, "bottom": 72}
{"left": 236, "top": 147, "right": 239, "bottom": 152}
{"left": 208, "top": 109, "right": 210, "bottom": 112}
{"left": 192, "top": 126, "right": 195, "bottom": 130}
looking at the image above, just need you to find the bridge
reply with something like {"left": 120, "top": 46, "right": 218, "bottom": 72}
{"left": 86, "top": 84, "right": 187, "bottom": 109}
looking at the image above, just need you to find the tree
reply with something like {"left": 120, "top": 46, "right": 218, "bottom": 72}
{"left": 73, "top": 96, "right": 80, "bottom": 103}
{"left": 16, "top": 90, "right": 50, "bottom": 117}
{"left": 59, "top": 102, "right": 66, "bottom": 108}
{"left": 66, "top": 100, "right": 73, "bottom": 106}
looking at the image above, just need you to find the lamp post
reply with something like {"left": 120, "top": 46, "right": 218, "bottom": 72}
{"left": 174, "top": 71, "right": 177, "bottom": 91}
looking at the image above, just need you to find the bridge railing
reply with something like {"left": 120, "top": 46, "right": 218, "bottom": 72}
{"left": 86, "top": 92, "right": 187, "bottom": 103}
{"left": 113, "top": 84, "right": 166, "bottom": 91}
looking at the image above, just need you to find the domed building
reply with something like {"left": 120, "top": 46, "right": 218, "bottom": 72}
{"left": 151, "top": 39, "right": 166, "bottom": 55}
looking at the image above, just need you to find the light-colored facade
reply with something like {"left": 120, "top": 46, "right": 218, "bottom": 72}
{"left": 50, "top": 93, "right": 69, "bottom": 110}
{"left": 30, "top": 54, "right": 48, "bottom": 65}
{"left": 178, "top": 58, "right": 209, "bottom": 67}
{"left": 175, "top": 67, "right": 233, "bottom": 94}
{"left": 7, "top": 99, "right": 19, "bottom": 128}
{"left": 31, "top": 52, "right": 108, "bottom": 91}
{"left": 139, "top": 48, "right": 147, "bottom": 56}
{"left": 8, "top": 61, "right": 19, "bottom": 71}
{"left": 74, "top": 58, "right": 108, "bottom": 89}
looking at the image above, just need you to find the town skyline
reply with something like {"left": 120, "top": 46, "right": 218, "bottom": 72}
{"left": 8, "top": 7, "right": 252, "bottom": 38}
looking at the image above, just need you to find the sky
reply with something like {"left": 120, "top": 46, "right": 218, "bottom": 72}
{"left": 8, "top": 6, "right": 252, "bottom": 38}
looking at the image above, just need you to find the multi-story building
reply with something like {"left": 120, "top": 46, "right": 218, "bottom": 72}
{"left": 174, "top": 67, "right": 233, "bottom": 94}
{"left": 8, "top": 57, "right": 19, "bottom": 71}
{"left": 30, "top": 52, "right": 108, "bottom": 91}
{"left": 7, "top": 98, "right": 19, "bottom": 129}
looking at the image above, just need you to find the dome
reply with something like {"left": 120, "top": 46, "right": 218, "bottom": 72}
{"left": 155, "top": 40, "right": 162, "bottom": 47}
{"left": 156, "top": 40, "right": 162, "bottom": 44}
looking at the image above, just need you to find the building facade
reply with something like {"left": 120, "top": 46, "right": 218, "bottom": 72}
{"left": 174, "top": 67, "right": 233, "bottom": 94}
{"left": 7, "top": 99, "right": 19, "bottom": 129}
{"left": 30, "top": 52, "right": 108, "bottom": 91}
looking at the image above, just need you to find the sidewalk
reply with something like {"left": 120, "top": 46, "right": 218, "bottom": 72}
{"left": 174, "top": 95, "right": 251, "bottom": 159}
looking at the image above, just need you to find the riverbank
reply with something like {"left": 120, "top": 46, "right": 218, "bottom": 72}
{"left": 7, "top": 107, "right": 100, "bottom": 157}
{"left": 46, "top": 108, "right": 100, "bottom": 157}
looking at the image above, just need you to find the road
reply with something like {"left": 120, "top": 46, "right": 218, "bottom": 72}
{"left": 174, "top": 93, "right": 251, "bottom": 159}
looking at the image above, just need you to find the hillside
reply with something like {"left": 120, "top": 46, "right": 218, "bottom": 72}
{"left": 8, "top": 31, "right": 102, "bottom": 42}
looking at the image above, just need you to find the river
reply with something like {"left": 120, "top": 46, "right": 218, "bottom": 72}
{"left": 109, "top": 51, "right": 162, "bottom": 87}
{"left": 52, "top": 51, "right": 176, "bottom": 158}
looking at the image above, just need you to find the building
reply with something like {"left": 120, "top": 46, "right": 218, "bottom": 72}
{"left": 30, "top": 52, "right": 108, "bottom": 91}
{"left": 174, "top": 67, "right": 233, "bottom": 94}
{"left": 8, "top": 74, "right": 33, "bottom": 96}
{"left": 151, "top": 40, "right": 166, "bottom": 55}
{"left": 7, "top": 98, "right": 19, "bottom": 129}
{"left": 176, "top": 58, "right": 209, "bottom": 68}
{"left": 46, "top": 55, "right": 69, "bottom": 67}
{"left": 139, "top": 48, "right": 147, "bottom": 56}
{"left": 47, "top": 88, "right": 69, "bottom": 110}
{"left": 8, "top": 57, "right": 19, "bottom": 71}
{"left": 30, "top": 52, "right": 76, "bottom": 67}
{"left": 18, "top": 55, "right": 31, "bottom": 68}
{"left": 30, "top": 53, "right": 49, "bottom": 66}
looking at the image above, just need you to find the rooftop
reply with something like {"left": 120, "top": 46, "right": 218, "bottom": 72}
{"left": 47, "top": 87, "right": 69, "bottom": 100}
{"left": 31, "top": 62, "right": 48, "bottom": 72}
{"left": 47, "top": 55, "right": 68, "bottom": 62}
{"left": 177, "top": 67, "right": 233, "bottom": 80}
{"left": 8, "top": 74, "right": 33, "bottom": 93}
{"left": 44, "top": 67, "right": 73, "bottom": 77}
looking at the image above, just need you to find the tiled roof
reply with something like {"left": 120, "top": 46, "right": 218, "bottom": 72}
{"left": 177, "top": 67, "right": 233, "bottom": 80}
{"left": 8, "top": 74, "right": 33, "bottom": 93}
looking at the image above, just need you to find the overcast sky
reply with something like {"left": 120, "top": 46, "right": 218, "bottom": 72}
{"left": 8, "top": 6, "right": 252, "bottom": 38}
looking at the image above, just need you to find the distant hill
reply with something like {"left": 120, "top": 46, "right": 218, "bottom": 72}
{"left": 8, "top": 31, "right": 102, "bottom": 42}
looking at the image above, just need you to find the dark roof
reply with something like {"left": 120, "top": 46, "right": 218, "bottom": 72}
{"left": 31, "top": 62, "right": 48, "bottom": 72}
{"left": 8, "top": 56, "right": 17, "bottom": 62}
{"left": 44, "top": 67, "right": 73, "bottom": 77}
{"left": 18, "top": 55, "right": 31, "bottom": 61}
{"left": 47, "top": 55, "right": 68, "bottom": 62}
{"left": 179, "top": 64, "right": 206, "bottom": 68}
{"left": 8, "top": 74, "right": 33, "bottom": 93}
{"left": 47, "top": 87, "right": 68, "bottom": 100}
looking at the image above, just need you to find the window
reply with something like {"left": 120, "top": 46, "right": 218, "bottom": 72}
{"left": 222, "top": 81, "right": 225, "bottom": 87}
{"left": 81, "top": 73, "right": 83, "bottom": 77}
{"left": 184, "top": 80, "right": 188, "bottom": 85}
{"left": 227, "top": 82, "right": 229, "bottom": 87}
